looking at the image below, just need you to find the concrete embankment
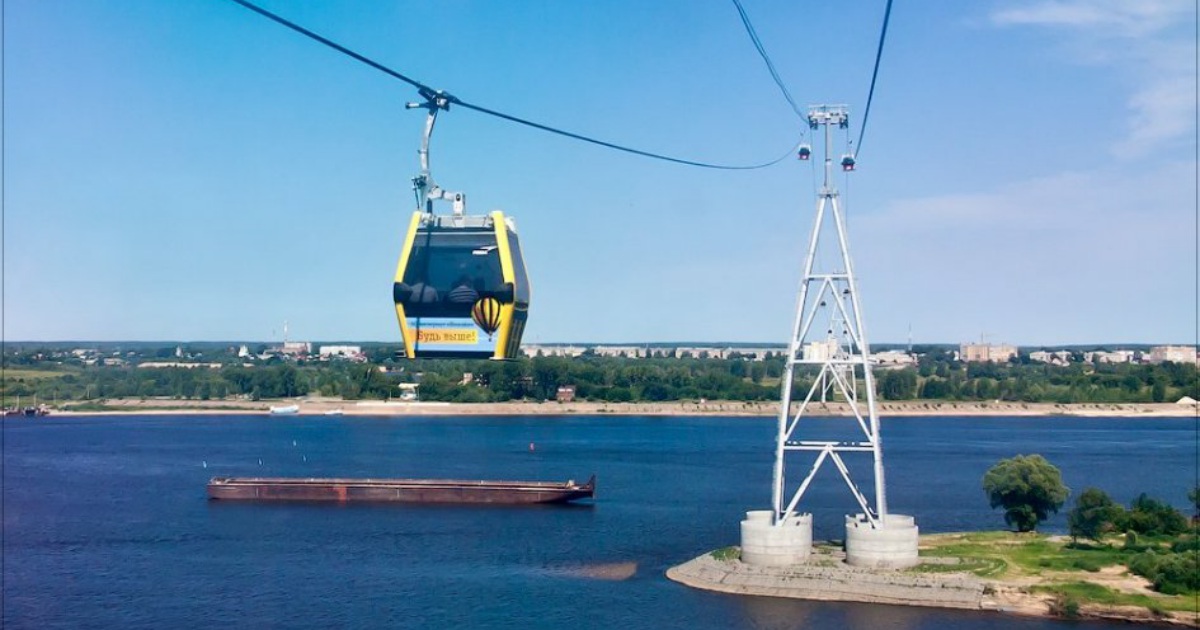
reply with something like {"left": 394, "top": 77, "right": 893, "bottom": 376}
{"left": 667, "top": 549, "right": 985, "bottom": 610}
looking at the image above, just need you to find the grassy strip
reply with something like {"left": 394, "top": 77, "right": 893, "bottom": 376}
{"left": 3, "top": 369, "right": 70, "bottom": 380}
{"left": 1033, "top": 581, "right": 1186, "bottom": 615}
{"left": 710, "top": 547, "right": 740, "bottom": 561}
{"left": 919, "top": 532, "right": 1197, "bottom": 615}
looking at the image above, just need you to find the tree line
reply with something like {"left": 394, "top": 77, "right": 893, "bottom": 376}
{"left": 3, "top": 346, "right": 1197, "bottom": 406}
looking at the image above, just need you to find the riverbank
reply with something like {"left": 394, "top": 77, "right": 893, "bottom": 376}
{"left": 47, "top": 398, "right": 1198, "bottom": 417}
{"left": 668, "top": 534, "right": 1199, "bottom": 626}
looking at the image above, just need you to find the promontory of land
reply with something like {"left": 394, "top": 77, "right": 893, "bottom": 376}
{"left": 667, "top": 533, "right": 1200, "bottom": 626}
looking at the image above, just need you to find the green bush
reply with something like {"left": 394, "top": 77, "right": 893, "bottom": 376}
{"left": 1127, "top": 549, "right": 1199, "bottom": 595}
{"left": 1170, "top": 535, "right": 1200, "bottom": 553}
{"left": 1126, "top": 494, "right": 1188, "bottom": 536}
{"left": 1123, "top": 531, "right": 1148, "bottom": 551}
{"left": 1067, "top": 488, "right": 1126, "bottom": 541}
{"left": 1152, "top": 554, "right": 1200, "bottom": 595}
{"left": 1048, "top": 593, "right": 1081, "bottom": 619}
{"left": 1127, "top": 551, "right": 1161, "bottom": 581}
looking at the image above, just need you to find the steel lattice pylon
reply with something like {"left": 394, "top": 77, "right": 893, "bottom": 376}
{"left": 771, "top": 105, "right": 888, "bottom": 529}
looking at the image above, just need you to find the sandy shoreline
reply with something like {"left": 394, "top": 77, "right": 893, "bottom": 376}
{"left": 47, "top": 399, "right": 1198, "bottom": 418}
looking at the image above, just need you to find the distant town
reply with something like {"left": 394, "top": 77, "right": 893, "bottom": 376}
{"left": 10, "top": 341, "right": 1197, "bottom": 369}
{"left": 5, "top": 337, "right": 1198, "bottom": 415}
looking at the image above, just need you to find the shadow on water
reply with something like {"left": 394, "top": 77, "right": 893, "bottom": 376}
{"left": 542, "top": 561, "right": 639, "bottom": 581}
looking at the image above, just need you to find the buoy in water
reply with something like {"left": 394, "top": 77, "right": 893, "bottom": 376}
{"left": 529, "top": 442, "right": 535, "bottom": 452}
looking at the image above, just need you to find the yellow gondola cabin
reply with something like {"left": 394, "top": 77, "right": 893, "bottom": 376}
{"left": 392, "top": 210, "right": 530, "bottom": 359}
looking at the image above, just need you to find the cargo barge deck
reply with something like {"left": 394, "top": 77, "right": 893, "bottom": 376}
{"left": 207, "top": 475, "right": 595, "bottom": 504}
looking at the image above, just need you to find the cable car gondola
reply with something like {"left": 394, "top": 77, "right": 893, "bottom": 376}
{"left": 392, "top": 91, "right": 530, "bottom": 360}
{"left": 393, "top": 210, "right": 530, "bottom": 359}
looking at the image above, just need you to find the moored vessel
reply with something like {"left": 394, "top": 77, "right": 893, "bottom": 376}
{"left": 207, "top": 475, "right": 595, "bottom": 504}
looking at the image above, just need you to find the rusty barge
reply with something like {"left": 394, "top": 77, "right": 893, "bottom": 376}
{"left": 207, "top": 475, "right": 595, "bottom": 505}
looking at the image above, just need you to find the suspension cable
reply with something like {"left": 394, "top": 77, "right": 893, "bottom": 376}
{"left": 228, "top": 0, "right": 801, "bottom": 171}
{"left": 730, "top": 0, "right": 805, "bottom": 122}
{"left": 854, "top": 0, "right": 894, "bottom": 159}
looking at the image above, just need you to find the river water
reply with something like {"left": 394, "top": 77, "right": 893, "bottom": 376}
{"left": 3, "top": 414, "right": 1195, "bottom": 628}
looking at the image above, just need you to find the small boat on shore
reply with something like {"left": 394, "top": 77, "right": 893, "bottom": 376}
{"left": 323, "top": 408, "right": 344, "bottom": 416}
{"left": 207, "top": 475, "right": 596, "bottom": 505}
{"left": 269, "top": 404, "right": 300, "bottom": 415}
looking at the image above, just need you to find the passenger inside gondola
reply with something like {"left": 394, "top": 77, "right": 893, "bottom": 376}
{"left": 408, "top": 281, "right": 438, "bottom": 304}
{"left": 397, "top": 232, "right": 506, "bottom": 317}
{"left": 447, "top": 275, "right": 479, "bottom": 303}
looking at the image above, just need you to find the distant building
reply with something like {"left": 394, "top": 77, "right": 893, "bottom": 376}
{"left": 960, "top": 343, "right": 1017, "bottom": 363}
{"left": 720, "top": 348, "right": 778, "bottom": 361}
{"left": 675, "top": 347, "right": 720, "bottom": 359}
{"left": 556, "top": 385, "right": 576, "bottom": 403}
{"left": 522, "top": 345, "right": 586, "bottom": 358}
{"left": 318, "top": 345, "right": 363, "bottom": 360}
{"left": 521, "top": 344, "right": 779, "bottom": 361}
{"left": 397, "top": 383, "right": 419, "bottom": 401}
{"left": 1149, "top": 345, "right": 1197, "bottom": 365}
{"left": 138, "top": 362, "right": 222, "bottom": 369}
{"left": 873, "top": 350, "right": 917, "bottom": 368}
{"left": 1029, "top": 350, "right": 1072, "bottom": 366}
{"left": 1084, "top": 350, "right": 1133, "bottom": 364}
{"left": 594, "top": 346, "right": 649, "bottom": 358}
{"left": 803, "top": 339, "right": 840, "bottom": 362}
{"left": 281, "top": 341, "right": 311, "bottom": 356}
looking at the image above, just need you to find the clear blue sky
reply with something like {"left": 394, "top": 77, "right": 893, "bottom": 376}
{"left": 5, "top": 0, "right": 1196, "bottom": 346}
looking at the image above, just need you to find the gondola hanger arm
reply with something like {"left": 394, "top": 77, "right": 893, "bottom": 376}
{"left": 406, "top": 91, "right": 466, "bottom": 221}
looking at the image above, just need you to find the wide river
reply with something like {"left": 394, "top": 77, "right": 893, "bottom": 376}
{"left": 3, "top": 414, "right": 1195, "bottom": 628}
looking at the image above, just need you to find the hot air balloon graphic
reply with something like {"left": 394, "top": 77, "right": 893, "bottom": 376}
{"left": 471, "top": 297, "right": 503, "bottom": 340}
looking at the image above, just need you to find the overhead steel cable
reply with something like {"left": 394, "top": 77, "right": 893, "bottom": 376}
{"left": 453, "top": 100, "right": 802, "bottom": 170}
{"left": 854, "top": 0, "right": 894, "bottom": 159}
{"left": 730, "top": 0, "right": 805, "bottom": 121}
{"left": 227, "top": 0, "right": 801, "bottom": 170}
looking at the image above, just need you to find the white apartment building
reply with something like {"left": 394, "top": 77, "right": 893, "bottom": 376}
{"left": 1148, "top": 345, "right": 1198, "bottom": 365}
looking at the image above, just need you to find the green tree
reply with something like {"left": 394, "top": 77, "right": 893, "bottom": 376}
{"left": 1150, "top": 381, "right": 1166, "bottom": 402}
{"left": 1126, "top": 493, "right": 1188, "bottom": 536}
{"left": 920, "top": 378, "right": 952, "bottom": 399}
{"left": 1067, "top": 487, "right": 1125, "bottom": 542}
{"left": 879, "top": 369, "right": 918, "bottom": 400}
{"left": 982, "top": 454, "right": 1070, "bottom": 532}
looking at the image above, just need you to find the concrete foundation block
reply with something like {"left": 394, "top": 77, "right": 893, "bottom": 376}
{"left": 740, "top": 510, "right": 813, "bottom": 566}
{"left": 844, "top": 513, "right": 919, "bottom": 568}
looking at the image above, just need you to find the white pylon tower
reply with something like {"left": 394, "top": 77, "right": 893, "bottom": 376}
{"left": 771, "top": 104, "right": 888, "bottom": 529}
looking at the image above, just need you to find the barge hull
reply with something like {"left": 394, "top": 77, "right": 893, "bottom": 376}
{"left": 207, "top": 476, "right": 595, "bottom": 505}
